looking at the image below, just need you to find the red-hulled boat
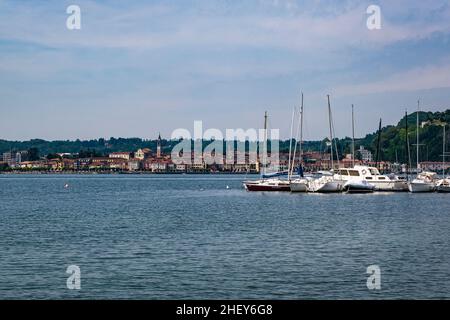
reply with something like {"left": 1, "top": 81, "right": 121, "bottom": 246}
{"left": 243, "top": 178, "right": 291, "bottom": 192}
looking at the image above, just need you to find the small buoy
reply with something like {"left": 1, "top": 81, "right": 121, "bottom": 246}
{"left": 226, "top": 185, "right": 230, "bottom": 189}
{"left": 64, "top": 183, "right": 69, "bottom": 188}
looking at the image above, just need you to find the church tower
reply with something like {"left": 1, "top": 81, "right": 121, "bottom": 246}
{"left": 157, "top": 133, "right": 162, "bottom": 158}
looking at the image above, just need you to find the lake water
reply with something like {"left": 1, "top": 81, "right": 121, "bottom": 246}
{"left": 0, "top": 174, "right": 449, "bottom": 299}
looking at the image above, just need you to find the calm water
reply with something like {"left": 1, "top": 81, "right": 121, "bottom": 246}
{"left": 0, "top": 174, "right": 449, "bottom": 299}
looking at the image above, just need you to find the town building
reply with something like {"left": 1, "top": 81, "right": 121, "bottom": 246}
{"left": 2, "top": 151, "right": 28, "bottom": 167}
{"left": 358, "top": 146, "right": 373, "bottom": 163}
{"left": 128, "top": 159, "right": 142, "bottom": 171}
{"left": 134, "top": 148, "right": 152, "bottom": 160}
{"left": 109, "top": 152, "right": 132, "bottom": 160}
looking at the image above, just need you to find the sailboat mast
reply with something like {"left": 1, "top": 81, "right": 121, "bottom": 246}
{"left": 287, "top": 107, "right": 295, "bottom": 180}
{"left": 262, "top": 111, "right": 268, "bottom": 177}
{"left": 290, "top": 94, "right": 303, "bottom": 177}
{"left": 375, "top": 118, "right": 382, "bottom": 169}
{"left": 300, "top": 92, "right": 304, "bottom": 169}
{"left": 405, "top": 110, "right": 411, "bottom": 180}
{"left": 327, "top": 95, "right": 334, "bottom": 170}
{"left": 352, "top": 104, "right": 355, "bottom": 167}
{"left": 416, "top": 100, "right": 420, "bottom": 171}
{"left": 405, "top": 111, "right": 409, "bottom": 178}
{"left": 443, "top": 124, "right": 446, "bottom": 178}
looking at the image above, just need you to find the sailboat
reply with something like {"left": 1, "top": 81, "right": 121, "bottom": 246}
{"left": 290, "top": 93, "right": 309, "bottom": 193}
{"left": 436, "top": 123, "right": 450, "bottom": 192}
{"left": 308, "top": 95, "right": 343, "bottom": 193}
{"left": 408, "top": 101, "right": 436, "bottom": 193}
{"left": 243, "top": 112, "right": 291, "bottom": 191}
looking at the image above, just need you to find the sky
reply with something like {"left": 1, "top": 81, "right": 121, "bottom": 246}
{"left": 1, "top": 0, "right": 450, "bottom": 141}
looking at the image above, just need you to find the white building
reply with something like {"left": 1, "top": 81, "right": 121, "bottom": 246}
{"left": 358, "top": 146, "right": 373, "bottom": 162}
{"left": 109, "top": 152, "right": 132, "bottom": 160}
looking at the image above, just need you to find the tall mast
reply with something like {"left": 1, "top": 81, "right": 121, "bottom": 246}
{"left": 443, "top": 124, "right": 446, "bottom": 178}
{"left": 327, "top": 95, "right": 334, "bottom": 170}
{"left": 300, "top": 92, "right": 304, "bottom": 169}
{"left": 375, "top": 118, "right": 382, "bottom": 169}
{"left": 261, "top": 111, "right": 268, "bottom": 177}
{"left": 416, "top": 100, "right": 420, "bottom": 171}
{"left": 352, "top": 104, "right": 355, "bottom": 167}
{"left": 290, "top": 93, "right": 303, "bottom": 177}
{"left": 287, "top": 106, "right": 295, "bottom": 180}
{"left": 405, "top": 110, "right": 411, "bottom": 180}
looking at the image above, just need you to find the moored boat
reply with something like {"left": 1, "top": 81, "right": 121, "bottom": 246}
{"left": 288, "top": 92, "right": 309, "bottom": 193}
{"left": 436, "top": 178, "right": 450, "bottom": 193}
{"left": 243, "top": 111, "right": 291, "bottom": 192}
{"left": 308, "top": 176, "right": 343, "bottom": 193}
{"left": 407, "top": 102, "right": 437, "bottom": 193}
{"left": 334, "top": 166, "right": 407, "bottom": 191}
{"left": 343, "top": 179, "right": 374, "bottom": 193}
{"left": 306, "top": 95, "right": 344, "bottom": 193}
{"left": 435, "top": 123, "right": 449, "bottom": 193}
{"left": 244, "top": 178, "right": 291, "bottom": 191}
{"left": 290, "top": 178, "right": 309, "bottom": 192}
{"left": 408, "top": 172, "right": 436, "bottom": 193}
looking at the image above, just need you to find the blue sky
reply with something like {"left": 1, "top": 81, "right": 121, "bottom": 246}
{"left": 1, "top": 0, "right": 450, "bottom": 141}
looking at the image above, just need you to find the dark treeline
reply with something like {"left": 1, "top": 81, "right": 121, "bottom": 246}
{"left": 0, "top": 138, "right": 323, "bottom": 158}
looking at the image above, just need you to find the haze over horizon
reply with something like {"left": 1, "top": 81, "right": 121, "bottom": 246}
{"left": 1, "top": 0, "right": 450, "bottom": 141}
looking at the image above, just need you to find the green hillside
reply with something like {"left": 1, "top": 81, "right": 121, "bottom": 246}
{"left": 346, "top": 110, "right": 450, "bottom": 163}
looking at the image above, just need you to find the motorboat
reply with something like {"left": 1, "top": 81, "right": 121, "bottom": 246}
{"left": 334, "top": 166, "right": 407, "bottom": 191}
{"left": 408, "top": 172, "right": 436, "bottom": 193}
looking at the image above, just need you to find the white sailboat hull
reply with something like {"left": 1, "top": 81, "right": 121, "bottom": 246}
{"left": 343, "top": 180, "right": 374, "bottom": 193}
{"left": 308, "top": 179, "right": 343, "bottom": 193}
{"left": 290, "top": 180, "right": 308, "bottom": 192}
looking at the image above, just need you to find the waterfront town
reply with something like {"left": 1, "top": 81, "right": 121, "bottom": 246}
{"left": 1, "top": 136, "right": 449, "bottom": 174}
